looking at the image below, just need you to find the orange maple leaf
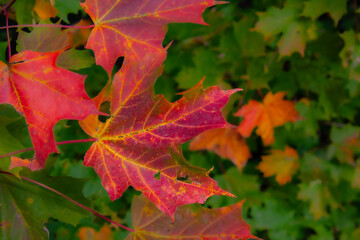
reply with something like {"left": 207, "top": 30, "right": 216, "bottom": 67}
{"left": 189, "top": 128, "right": 251, "bottom": 170}
{"left": 78, "top": 225, "right": 112, "bottom": 240}
{"left": 258, "top": 146, "right": 299, "bottom": 185}
{"left": 235, "top": 91, "right": 299, "bottom": 145}
{"left": 33, "top": 0, "right": 57, "bottom": 20}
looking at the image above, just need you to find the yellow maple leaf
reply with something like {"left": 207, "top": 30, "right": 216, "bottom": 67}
{"left": 258, "top": 146, "right": 299, "bottom": 185}
{"left": 235, "top": 91, "right": 299, "bottom": 145}
{"left": 189, "top": 128, "right": 251, "bottom": 170}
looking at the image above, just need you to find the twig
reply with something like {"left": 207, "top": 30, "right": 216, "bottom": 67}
{"left": 0, "top": 0, "right": 16, "bottom": 15}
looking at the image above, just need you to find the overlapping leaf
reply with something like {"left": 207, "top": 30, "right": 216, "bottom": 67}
{"left": 81, "top": 0, "right": 223, "bottom": 74}
{"left": 17, "top": 24, "right": 69, "bottom": 53}
{"left": 297, "top": 180, "right": 333, "bottom": 220}
{"left": 235, "top": 92, "right": 299, "bottom": 145}
{"left": 0, "top": 171, "right": 90, "bottom": 239}
{"left": 126, "top": 194, "right": 258, "bottom": 240}
{"left": 79, "top": 50, "right": 237, "bottom": 217}
{"left": 0, "top": 50, "right": 99, "bottom": 167}
{"left": 190, "top": 128, "right": 251, "bottom": 170}
{"left": 33, "top": 0, "right": 57, "bottom": 20}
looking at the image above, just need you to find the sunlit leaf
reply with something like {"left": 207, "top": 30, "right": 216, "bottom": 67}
{"left": 79, "top": 50, "right": 237, "bottom": 217}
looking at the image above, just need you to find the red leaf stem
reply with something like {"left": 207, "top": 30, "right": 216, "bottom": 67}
{"left": 0, "top": 138, "right": 96, "bottom": 159}
{"left": 5, "top": 10, "right": 10, "bottom": 59}
{"left": 0, "top": 24, "right": 95, "bottom": 30}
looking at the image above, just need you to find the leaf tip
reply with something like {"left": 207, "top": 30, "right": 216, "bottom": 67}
{"left": 10, "top": 156, "right": 42, "bottom": 172}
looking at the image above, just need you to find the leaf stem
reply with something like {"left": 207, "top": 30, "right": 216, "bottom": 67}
{"left": 0, "top": 170, "right": 134, "bottom": 232}
{"left": 0, "top": 24, "right": 95, "bottom": 30}
{"left": 0, "top": 138, "right": 96, "bottom": 159}
{"left": 5, "top": 10, "right": 10, "bottom": 60}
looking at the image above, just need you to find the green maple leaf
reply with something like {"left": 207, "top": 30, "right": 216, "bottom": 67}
{"left": 302, "top": 0, "right": 347, "bottom": 25}
{"left": 340, "top": 30, "right": 360, "bottom": 83}
{"left": 254, "top": 1, "right": 317, "bottom": 57}
{"left": 0, "top": 170, "right": 90, "bottom": 239}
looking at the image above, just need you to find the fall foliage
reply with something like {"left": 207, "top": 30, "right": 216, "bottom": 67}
{"left": 1, "top": 0, "right": 360, "bottom": 239}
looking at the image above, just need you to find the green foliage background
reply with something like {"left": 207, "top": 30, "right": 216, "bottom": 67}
{"left": 1, "top": 0, "right": 360, "bottom": 239}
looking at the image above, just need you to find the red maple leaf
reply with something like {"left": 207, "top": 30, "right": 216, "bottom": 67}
{"left": 127, "top": 194, "right": 259, "bottom": 240}
{"left": 79, "top": 50, "right": 238, "bottom": 217}
{"left": 0, "top": 50, "right": 99, "bottom": 167}
{"left": 81, "top": 0, "right": 224, "bottom": 74}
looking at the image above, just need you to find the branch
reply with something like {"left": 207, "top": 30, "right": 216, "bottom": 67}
{"left": 0, "top": 170, "right": 134, "bottom": 232}
{"left": 0, "top": 0, "right": 16, "bottom": 15}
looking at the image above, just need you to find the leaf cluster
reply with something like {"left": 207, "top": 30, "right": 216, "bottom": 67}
{"left": 0, "top": 0, "right": 257, "bottom": 239}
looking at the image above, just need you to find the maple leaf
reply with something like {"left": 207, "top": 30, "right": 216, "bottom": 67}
{"left": 126, "top": 194, "right": 258, "bottom": 240}
{"left": 189, "top": 128, "right": 251, "bottom": 170}
{"left": 235, "top": 92, "right": 299, "bottom": 145}
{"left": 81, "top": 0, "right": 223, "bottom": 74}
{"left": 254, "top": 4, "right": 317, "bottom": 57}
{"left": 17, "top": 24, "right": 69, "bottom": 53}
{"left": 297, "top": 179, "right": 336, "bottom": 220}
{"left": 258, "top": 146, "right": 299, "bottom": 185}
{"left": 0, "top": 50, "right": 99, "bottom": 168}
{"left": 79, "top": 50, "right": 237, "bottom": 217}
{"left": 302, "top": 0, "right": 347, "bottom": 26}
